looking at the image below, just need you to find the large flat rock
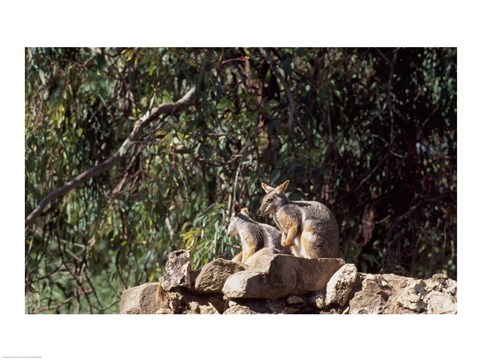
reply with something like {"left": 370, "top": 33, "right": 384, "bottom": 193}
{"left": 222, "top": 253, "right": 345, "bottom": 299}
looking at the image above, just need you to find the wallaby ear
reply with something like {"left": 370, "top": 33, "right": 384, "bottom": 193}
{"left": 261, "top": 182, "right": 275, "bottom": 193}
{"left": 233, "top": 203, "right": 242, "bottom": 215}
{"left": 275, "top": 180, "right": 290, "bottom": 194}
{"left": 241, "top": 207, "right": 249, "bottom": 215}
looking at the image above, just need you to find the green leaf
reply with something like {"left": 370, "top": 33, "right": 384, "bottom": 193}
{"left": 38, "top": 69, "right": 46, "bottom": 85}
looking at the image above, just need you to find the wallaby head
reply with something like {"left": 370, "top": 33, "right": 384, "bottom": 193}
{"left": 258, "top": 180, "right": 290, "bottom": 216}
{"left": 227, "top": 203, "right": 250, "bottom": 237}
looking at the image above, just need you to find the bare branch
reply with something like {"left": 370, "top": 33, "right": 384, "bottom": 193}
{"left": 36, "top": 294, "right": 79, "bottom": 313}
{"left": 232, "top": 156, "right": 243, "bottom": 203}
{"left": 25, "top": 87, "right": 197, "bottom": 228}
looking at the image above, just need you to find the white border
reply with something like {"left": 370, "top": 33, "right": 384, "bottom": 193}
{"left": 1, "top": 1, "right": 478, "bottom": 359}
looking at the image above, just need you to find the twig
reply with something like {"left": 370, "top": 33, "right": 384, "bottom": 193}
{"left": 56, "top": 237, "right": 96, "bottom": 313}
{"left": 232, "top": 157, "right": 243, "bottom": 203}
{"left": 82, "top": 263, "right": 104, "bottom": 311}
{"left": 220, "top": 56, "right": 249, "bottom": 67}
{"left": 165, "top": 217, "right": 175, "bottom": 243}
{"left": 36, "top": 294, "right": 79, "bottom": 313}
{"left": 25, "top": 87, "right": 197, "bottom": 228}
{"left": 421, "top": 105, "right": 439, "bottom": 129}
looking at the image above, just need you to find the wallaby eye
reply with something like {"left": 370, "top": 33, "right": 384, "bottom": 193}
{"left": 266, "top": 199, "right": 272, "bottom": 203}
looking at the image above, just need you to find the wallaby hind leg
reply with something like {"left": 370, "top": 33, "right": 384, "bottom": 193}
{"left": 291, "top": 237, "right": 303, "bottom": 257}
{"left": 232, "top": 252, "right": 243, "bottom": 263}
{"left": 300, "top": 230, "right": 322, "bottom": 259}
{"left": 301, "top": 230, "right": 340, "bottom": 258}
{"left": 241, "top": 246, "right": 257, "bottom": 263}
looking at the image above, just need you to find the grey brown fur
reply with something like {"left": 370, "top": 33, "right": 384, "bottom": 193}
{"left": 258, "top": 180, "right": 340, "bottom": 259}
{"left": 227, "top": 203, "right": 289, "bottom": 263}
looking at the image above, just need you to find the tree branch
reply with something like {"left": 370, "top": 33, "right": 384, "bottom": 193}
{"left": 25, "top": 87, "right": 197, "bottom": 228}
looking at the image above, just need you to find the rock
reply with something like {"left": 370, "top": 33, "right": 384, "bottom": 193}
{"left": 156, "top": 286, "right": 226, "bottom": 314}
{"left": 224, "top": 305, "right": 259, "bottom": 314}
{"left": 308, "top": 291, "right": 326, "bottom": 309}
{"left": 347, "top": 272, "right": 457, "bottom": 314}
{"left": 166, "top": 291, "right": 184, "bottom": 314}
{"left": 284, "top": 306, "right": 298, "bottom": 314}
{"left": 244, "top": 247, "right": 277, "bottom": 267}
{"left": 223, "top": 271, "right": 268, "bottom": 299}
{"left": 156, "top": 308, "right": 173, "bottom": 314}
{"left": 326, "top": 264, "right": 358, "bottom": 306}
{"left": 396, "top": 280, "right": 427, "bottom": 312}
{"left": 161, "top": 250, "right": 193, "bottom": 291}
{"left": 120, "top": 251, "right": 457, "bottom": 314}
{"left": 425, "top": 273, "right": 457, "bottom": 296}
{"left": 348, "top": 274, "right": 394, "bottom": 314}
{"left": 185, "top": 301, "right": 220, "bottom": 314}
{"left": 286, "top": 296, "right": 305, "bottom": 306}
{"left": 225, "top": 298, "right": 286, "bottom": 314}
{"left": 425, "top": 291, "right": 457, "bottom": 314}
{"left": 120, "top": 282, "right": 160, "bottom": 314}
{"left": 227, "top": 296, "right": 322, "bottom": 314}
{"left": 195, "top": 258, "right": 246, "bottom": 293}
{"left": 222, "top": 253, "right": 344, "bottom": 299}
{"left": 381, "top": 273, "right": 413, "bottom": 290}
{"left": 157, "top": 278, "right": 226, "bottom": 314}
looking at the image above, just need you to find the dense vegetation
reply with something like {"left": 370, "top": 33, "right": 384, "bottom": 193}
{"left": 25, "top": 48, "right": 456, "bottom": 313}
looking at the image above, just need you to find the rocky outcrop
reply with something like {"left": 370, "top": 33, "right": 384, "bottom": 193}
{"left": 347, "top": 273, "right": 457, "bottom": 314}
{"left": 119, "top": 250, "right": 457, "bottom": 314}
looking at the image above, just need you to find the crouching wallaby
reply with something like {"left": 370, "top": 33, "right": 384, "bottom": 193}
{"left": 227, "top": 203, "right": 289, "bottom": 263}
{"left": 258, "top": 180, "right": 340, "bottom": 259}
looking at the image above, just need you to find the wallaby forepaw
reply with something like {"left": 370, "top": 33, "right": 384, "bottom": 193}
{"left": 281, "top": 239, "right": 293, "bottom": 248}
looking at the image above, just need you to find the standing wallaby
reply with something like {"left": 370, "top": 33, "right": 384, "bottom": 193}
{"left": 258, "top": 180, "right": 340, "bottom": 259}
{"left": 227, "top": 203, "right": 289, "bottom": 263}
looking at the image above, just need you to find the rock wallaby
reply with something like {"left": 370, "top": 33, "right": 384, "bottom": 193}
{"left": 258, "top": 180, "right": 340, "bottom": 259}
{"left": 227, "top": 203, "right": 289, "bottom": 263}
